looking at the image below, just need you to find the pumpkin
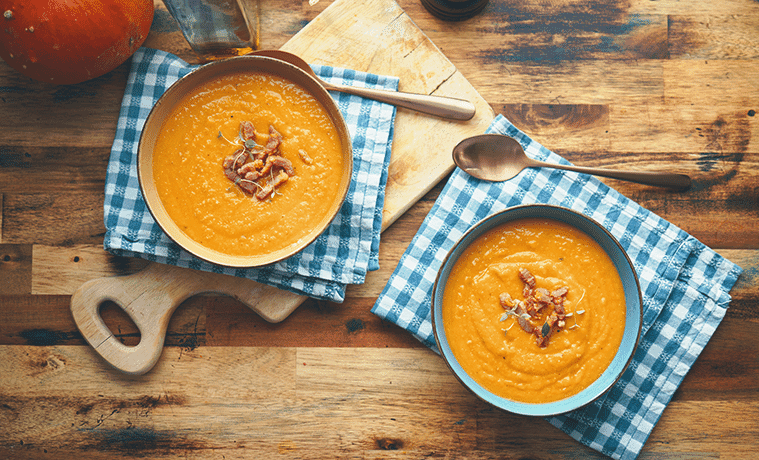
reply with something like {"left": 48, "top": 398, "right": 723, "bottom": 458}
{"left": 0, "top": 0, "right": 154, "bottom": 85}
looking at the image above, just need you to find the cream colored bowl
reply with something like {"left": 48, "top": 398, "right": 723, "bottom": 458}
{"left": 137, "top": 55, "right": 353, "bottom": 267}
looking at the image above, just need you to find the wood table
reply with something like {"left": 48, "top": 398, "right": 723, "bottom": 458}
{"left": 1, "top": 0, "right": 756, "bottom": 458}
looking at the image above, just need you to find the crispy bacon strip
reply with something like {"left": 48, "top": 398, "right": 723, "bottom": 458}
{"left": 268, "top": 155, "right": 294, "bottom": 176}
{"left": 222, "top": 122, "right": 295, "bottom": 200}
{"left": 264, "top": 125, "right": 282, "bottom": 153}
{"left": 239, "top": 159, "right": 264, "bottom": 176}
{"left": 499, "top": 268, "right": 571, "bottom": 347}
{"left": 240, "top": 120, "right": 256, "bottom": 141}
{"left": 514, "top": 301, "right": 534, "bottom": 334}
{"left": 255, "top": 170, "right": 289, "bottom": 200}
{"left": 223, "top": 148, "right": 248, "bottom": 182}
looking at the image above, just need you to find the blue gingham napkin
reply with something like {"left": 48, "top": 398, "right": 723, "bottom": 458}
{"left": 104, "top": 48, "right": 397, "bottom": 302}
{"left": 372, "top": 115, "right": 742, "bottom": 460}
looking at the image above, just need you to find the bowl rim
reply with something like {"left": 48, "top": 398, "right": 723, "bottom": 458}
{"left": 431, "top": 204, "right": 643, "bottom": 416}
{"left": 136, "top": 55, "right": 353, "bottom": 268}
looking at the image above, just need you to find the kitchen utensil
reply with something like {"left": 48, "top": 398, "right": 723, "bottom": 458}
{"left": 453, "top": 134, "right": 692, "bottom": 190}
{"left": 71, "top": 263, "right": 305, "bottom": 375}
{"left": 251, "top": 49, "right": 476, "bottom": 120}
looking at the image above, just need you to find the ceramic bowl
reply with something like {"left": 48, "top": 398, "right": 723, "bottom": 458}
{"left": 137, "top": 55, "right": 352, "bottom": 267}
{"left": 432, "top": 204, "right": 642, "bottom": 416}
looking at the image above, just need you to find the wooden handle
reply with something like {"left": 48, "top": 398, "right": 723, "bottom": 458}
{"left": 71, "top": 263, "right": 306, "bottom": 375}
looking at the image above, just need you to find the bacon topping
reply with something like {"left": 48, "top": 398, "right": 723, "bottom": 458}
{"left": 240, "top": 120, "right": 256, "bottom": 141}
{"left": 221, "top": 122, "right": 295, "bottom": 200}
{"left": 499, "top": 268, "right": 571, "bottom": 347}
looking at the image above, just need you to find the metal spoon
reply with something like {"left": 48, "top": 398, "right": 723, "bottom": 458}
{"left": 250, "top": 49, "right": 476, "bottom": 121}
{"left": 453, "top": 134, "right": 692, "bottom": 191}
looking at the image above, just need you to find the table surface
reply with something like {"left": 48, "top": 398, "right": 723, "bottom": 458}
{"left": 1, "top": 0, "right": 757, "bottom": 458}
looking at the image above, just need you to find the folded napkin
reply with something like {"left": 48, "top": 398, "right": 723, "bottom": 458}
{"left": 104, "top": 48, "right": 398, "bottom": 302}
{"left": 372, "top": 115, "right": 742, "bottom": 460}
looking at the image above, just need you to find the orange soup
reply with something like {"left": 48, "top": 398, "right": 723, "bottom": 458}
{"left": 442, "top": 218, "right": 626, "bottom": 403}
{"left": 152, "top": 71, "right": 345, "bottom": 257}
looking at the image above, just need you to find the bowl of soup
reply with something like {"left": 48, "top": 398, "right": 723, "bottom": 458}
{"left": 432, "top": 204, "right": 642, "bottom": 416}
{"left": 138, "top": 55, "right": 353, "bottom": 267}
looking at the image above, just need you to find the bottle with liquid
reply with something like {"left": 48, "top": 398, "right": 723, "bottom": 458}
{"left": 164, "top": 0, "right": 260, "bottom": 61}
{"left": 420, "top": 0, "right": 489, "bottom": 21}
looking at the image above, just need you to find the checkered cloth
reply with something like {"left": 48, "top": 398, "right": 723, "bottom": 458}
{"left": 372, "top": 115, "right": 742, "bottom": 459}
{"left": 104, "top": 48, "right": 398, "bottom": 302}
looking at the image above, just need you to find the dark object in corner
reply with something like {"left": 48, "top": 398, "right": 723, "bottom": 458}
{"left": 420, "top": 0, "right": 489, "bottom": 21}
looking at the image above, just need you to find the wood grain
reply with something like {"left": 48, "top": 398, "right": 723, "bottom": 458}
{"left": 1, "top": 193, "right": 105, "bottom": 245}
{"left": 0, "top": 0, "right": 756, "bottom": 457}
{"left": 1, "top": 345, "right": 757, "bottom": 458}
{"left": 58, "top": 0, "right": 495, "bottom": 375}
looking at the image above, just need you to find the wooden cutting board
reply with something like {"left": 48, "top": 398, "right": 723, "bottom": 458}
{"left": 70, "top": 0, "right": 495, "bottom": 375}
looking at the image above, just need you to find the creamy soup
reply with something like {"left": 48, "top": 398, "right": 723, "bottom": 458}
{"left": 442, "top": 217, "right": 626, "bottom": 404}
{"left": 152, "top": 71, "right": 345, "bottom": 257}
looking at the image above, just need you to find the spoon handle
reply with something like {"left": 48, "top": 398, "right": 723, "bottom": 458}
{"left": 322, "top": 81, "right": 476, "bottom": 120}
{"left": 539, "top": 161, "right": 692, "bottom": 191}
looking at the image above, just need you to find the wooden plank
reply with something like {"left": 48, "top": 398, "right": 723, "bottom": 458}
{"left": 669, "top": 15, "right": 759, "bottom": 59}
{"left": 452, "top": 14, "right": 669, "bottom": 61}
{"left": 0, "top": 345, "right": 756, "bottom": 458}
{"left": 493, "top": 102, "right": 757, "bottom": 157}
{"left": 0, "top": 244, "right": 32, "bottom": 295}
{"left": 0, "top": 66, "right": 127, "bottom": 148}
{"left": 461, "top": 60, "right": 666, "bottom": 107}
{"left": 646, "top": 401, "right": 759, "bottom": 457}
{"left": 29, "top": 233, "right": 403, "bottom": 297}
{"left": 1, "top": 193, "right": 104, "bottom": 245}
{"left": 0, "top": 294, "right": 205, "bottom": 349}
{"left": 31, "top": 245, "right": 148, "bottom": 295}
{"left": 4, "top": 248, "right": 755, "bottom": 351}
{"left": 0, "top": 147, "right": 108, "bottom": 194}
{"left": 205, "top": 296, "right": 424, "bottom": 348}
{"left": 629, "top": 0, "right": 759, "bottom": 16}
{"left": 607, "top": 103, "right": 757, "bottom": 154}
{"left": 0, "top": 296, "right": 79, "bottom": 345}
{"left": 664, "top": 60, "right": 759, "bottom": 107}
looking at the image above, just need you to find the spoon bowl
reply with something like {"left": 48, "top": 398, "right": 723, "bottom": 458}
{"left": 250, "top": 49, "right": 476, "bottom": 120}
{"left": 453, "top": 134, "right": 691, "bottom": 191}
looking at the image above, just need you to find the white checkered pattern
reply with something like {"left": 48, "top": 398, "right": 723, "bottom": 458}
{"left": 371, "top": 115, "right": 742, "bottom": 459}
{"left": 103, "top": 48, "right": 398, "bottom": 302}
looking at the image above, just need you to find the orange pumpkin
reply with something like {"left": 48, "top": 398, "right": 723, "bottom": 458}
{"left": 0, "top": 0, "right": 154, "bottom": 85}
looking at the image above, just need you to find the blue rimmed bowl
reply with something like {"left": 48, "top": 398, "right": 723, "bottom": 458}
{"left": 431, "top": 204, "right": 642, "bottom": 416}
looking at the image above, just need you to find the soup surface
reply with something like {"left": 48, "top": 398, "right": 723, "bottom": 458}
{"left": 152, "top": 71, "right": 345, "bottom": 257}
{"left": 442, "top": 217, "right": 626, "bottom": 404}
